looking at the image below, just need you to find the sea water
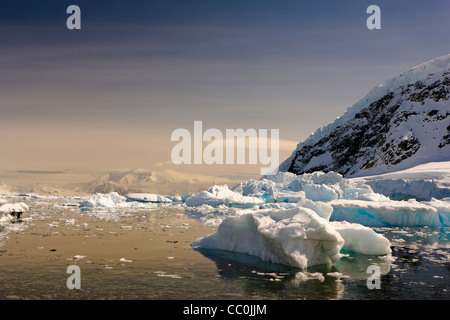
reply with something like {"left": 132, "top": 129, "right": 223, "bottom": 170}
{"left": 0, "top": 197, "right": 449, "bottom": 300}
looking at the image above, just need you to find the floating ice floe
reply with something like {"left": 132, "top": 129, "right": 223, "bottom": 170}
{"left": 192, "top": 206, "right": 391, "bottom": 269}
{"left": 185, "top": 185, "right": 264, "bottom": 208}
{"left": 78, "top": 192, "right": 153, "bottom": 209}
{"left": 77, "top": 169, "right": 450, "bottom": 229}
{"left": 189, "top": 168, "right": 450, "bottom": 269}
{"left": 125, "top": 193, "right": 173, "bottom": 203}
{"left": 78, "top": 192, "right": 182, "bottom": 211}
{"left": 79, "top": 192, "right": 127, "bottom": 209}
{"left": 0, "top": 202, "right": 29, "bottom": 214}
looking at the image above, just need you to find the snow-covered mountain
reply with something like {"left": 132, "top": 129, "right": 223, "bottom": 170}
{"left": 279, "top": 54, "right": 450, "bottom": 177}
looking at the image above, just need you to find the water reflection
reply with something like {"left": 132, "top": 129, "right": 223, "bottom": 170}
{"left": 195, "top": 248, "right": 393, "bottom": 299}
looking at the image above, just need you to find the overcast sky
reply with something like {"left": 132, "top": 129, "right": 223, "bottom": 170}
{"left": 0, "top": 0, "right": 449, "bottom": 176}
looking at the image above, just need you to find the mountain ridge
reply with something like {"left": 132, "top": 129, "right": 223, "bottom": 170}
{"left": 279, "top": 54, "right": 450, "bottom": 177}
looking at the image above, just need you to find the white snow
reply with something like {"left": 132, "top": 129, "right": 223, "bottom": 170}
{"left": 278, "top": 54, "right": 450, "bottom": 177}
{"left": 279, "top": 54, "right": 450, "bottom": 172}
{"left": 355, "top": 161, "right": 450, "bottom": 200}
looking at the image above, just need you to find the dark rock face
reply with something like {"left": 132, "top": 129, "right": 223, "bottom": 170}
{"left": 284, "top": 69, "right": 450, "bottom": 177}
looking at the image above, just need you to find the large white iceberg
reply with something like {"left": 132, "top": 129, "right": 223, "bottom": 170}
{"left": 192, "top": 207, "right": 345, "bottom": 269}
{"left": 192, "top": 206, "right": 391, "bottom": 269}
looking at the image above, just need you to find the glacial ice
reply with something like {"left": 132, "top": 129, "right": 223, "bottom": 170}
{"left": 78, "top": 192, "right": 150, "bottom": 209}
{"left": 71, "top": 167, "right": 450, "bottom": 269}
{"left": 191, "top": 207, "right": 346, "bottom": 269}
{"left": 189, "top": 168, "right": 450, "bottom": 268}
{"left": 191, "top": 206, "right": 391, "bottom": 269}
{"left": 185, "top": 185, "right": 264, "bottom": 208}
{"left": 0, "top": 202, "right": 29, "bottom": 214}
{"left": 356, "top": 161, "right": 450, "bottom": 201}
{"left": 329, "top": 198, "right": 450, "bottom": 227}
{"left": 77, "top": 169, "right": 450, "bottom": 228}
{"left": 125, "top": 193, "right": 173, "bottom": 203}
{"left": 330, "top": 221, "right": 391, "bottom": 255}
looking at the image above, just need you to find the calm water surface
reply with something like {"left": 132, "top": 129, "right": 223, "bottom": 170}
{"left": 0, "top": 198, "right": 449, "bottom": 300}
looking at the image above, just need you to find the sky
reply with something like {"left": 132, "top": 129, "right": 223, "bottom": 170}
{"left": 0, "top": 0, "right": 449, "bottom": 184}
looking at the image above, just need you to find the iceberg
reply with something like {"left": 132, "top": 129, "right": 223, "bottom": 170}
{"left": 79, "top": 192, "right": 128, "bottom": 208}
{"left": 78, "top": 192, "right": 151, "bottom": 209}
{"left": 192, "top": 206, "right": 391, "bottom": 269}
{"left": 303, "top": 184, "right": 338, "bottom": 202}
{"left": 125, "top": 193, "right": 173, "bottom": 203}
{"left": 330, "top": 221, "right": 391, "bottom": 255}
{"left": 0, "top": 202, "right": 29, "bottom": 214}
{"left": 229, "top": 170, "right": 450, "bottom": 227}
{"left": 192, "top": 207, "right": 345, "bottom": 269}
{"left": 235, "top": 171, "right": 374, "bottom": 203}
{"left": 185, "top": 185, "right": 264, "bottom": 208}
{"left": 329, "top": 198, "right": 450, "bottom": 227}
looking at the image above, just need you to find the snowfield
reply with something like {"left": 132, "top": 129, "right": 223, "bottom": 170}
{"left": 355, "top": 161, "right": 450, "bottom": 201}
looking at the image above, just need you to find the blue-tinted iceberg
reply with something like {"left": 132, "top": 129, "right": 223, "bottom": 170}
{"left": 329, "top": 198, "right": 450, "bottom": 227}
{"left": 230, "top": 171, "right": 450, "bottom": 227}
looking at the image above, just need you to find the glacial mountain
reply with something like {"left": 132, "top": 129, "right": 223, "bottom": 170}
{"left": 279, "top": 54, "right": 450, "bottom": 178}
{"left": 80, "top": 168, "right": 247, "bottom": 196}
